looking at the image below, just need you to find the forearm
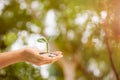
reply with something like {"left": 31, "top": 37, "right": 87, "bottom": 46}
{"left": 0, "top": 47, "right": 63, "bottom": 69}
{"left": 0, "top": 49, "right": 23, "bottom": 69}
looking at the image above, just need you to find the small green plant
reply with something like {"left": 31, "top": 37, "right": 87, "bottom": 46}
{"left": 37, "top": 37, "right": 57, "bottom": 57}
{"left": 37, "top": 37, "right": 49, "bottom": 53}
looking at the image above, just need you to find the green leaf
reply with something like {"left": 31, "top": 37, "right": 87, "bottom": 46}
{"left": 37, "top": 37, "right": 47, "bottom": 43}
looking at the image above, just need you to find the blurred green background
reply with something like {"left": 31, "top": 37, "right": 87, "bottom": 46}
{"left": 0, "top": 0, "right": 120, "bottom": 80}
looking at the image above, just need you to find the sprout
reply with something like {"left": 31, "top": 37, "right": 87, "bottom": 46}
{"left": 37, "top": 37, "right": 48, "bottom": 53}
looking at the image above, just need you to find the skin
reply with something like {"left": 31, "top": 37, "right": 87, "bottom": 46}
{"left": 0, "top": 47, "right": 63, "bottom": 69}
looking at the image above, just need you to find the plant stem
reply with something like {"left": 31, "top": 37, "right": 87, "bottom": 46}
{"left": 46, "top": 42, "right": 48, "bottom": 53}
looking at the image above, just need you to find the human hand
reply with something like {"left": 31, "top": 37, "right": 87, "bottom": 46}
{"left": 20, "top": 47, "right": 63, "bottom": 66}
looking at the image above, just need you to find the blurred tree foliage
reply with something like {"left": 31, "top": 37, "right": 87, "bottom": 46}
{"left": 0, "top": 0, "right": 120, "bottom": 80}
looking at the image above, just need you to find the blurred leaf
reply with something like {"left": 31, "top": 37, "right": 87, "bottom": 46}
{"left": 4, "top": 32, "right": 17, "bottom": 46}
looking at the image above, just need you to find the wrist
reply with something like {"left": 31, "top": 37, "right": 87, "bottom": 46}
{"left": 15, "top": 49, "right": 25, "bottom": 62}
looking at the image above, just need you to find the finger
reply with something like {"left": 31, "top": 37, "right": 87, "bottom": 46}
{"left": 35, "top": 51, "right": 63, "bottom": 61}
{"left": 51, "top": 55, "right": 63, "bottom": 62}
{"left": 36, "top": 53, "right": 53, "bottom": 61}
{"left": 54, "top": 51, "right": 62, "bottom": 55}
{"left": 36, "top": 60, "right": 52, "bottom": 66}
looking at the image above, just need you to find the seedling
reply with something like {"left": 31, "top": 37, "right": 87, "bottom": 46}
{"left": 37, "top": 37, "right": 57, "bottom": 57}
{"left": 37, "top": 37, "right": 49, "bottom": 53}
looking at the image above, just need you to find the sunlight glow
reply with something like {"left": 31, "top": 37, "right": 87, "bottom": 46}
{"left": 67, "top": 30, "right": 75, "bottom": 40}
{"left": 101, "top": 11, "right": 107, "bottom": 19}
{"left": 31, "top": 1, "right": 40, "bottom": 9}
{"left": 88, "top": 59, "right": 100, "bottom": 77}
{"left": 11, "top": 30, "right": 46, "bottom": 51}
{"left": 44, "top": 10, "right": 59, "bottom": 37}
{"left": 40, "top": 65, "right": 50, "bottom": 79}
{"left": 81, "top": 23, "right": 96, "bottom": 44}
{"left": 0, "top": 0, "right": 10, "bottom": 15}
{"left": 26, "top": 22, "right": 41, "bottom": 33}
{"left": 92, "top": 38, "right": 103, "bottom": 50}
{"left": 75, "top": 13, "right": 88, "bottom": 25}
{"left": 91, "top": 15, "right": 99, "bottom": 24}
